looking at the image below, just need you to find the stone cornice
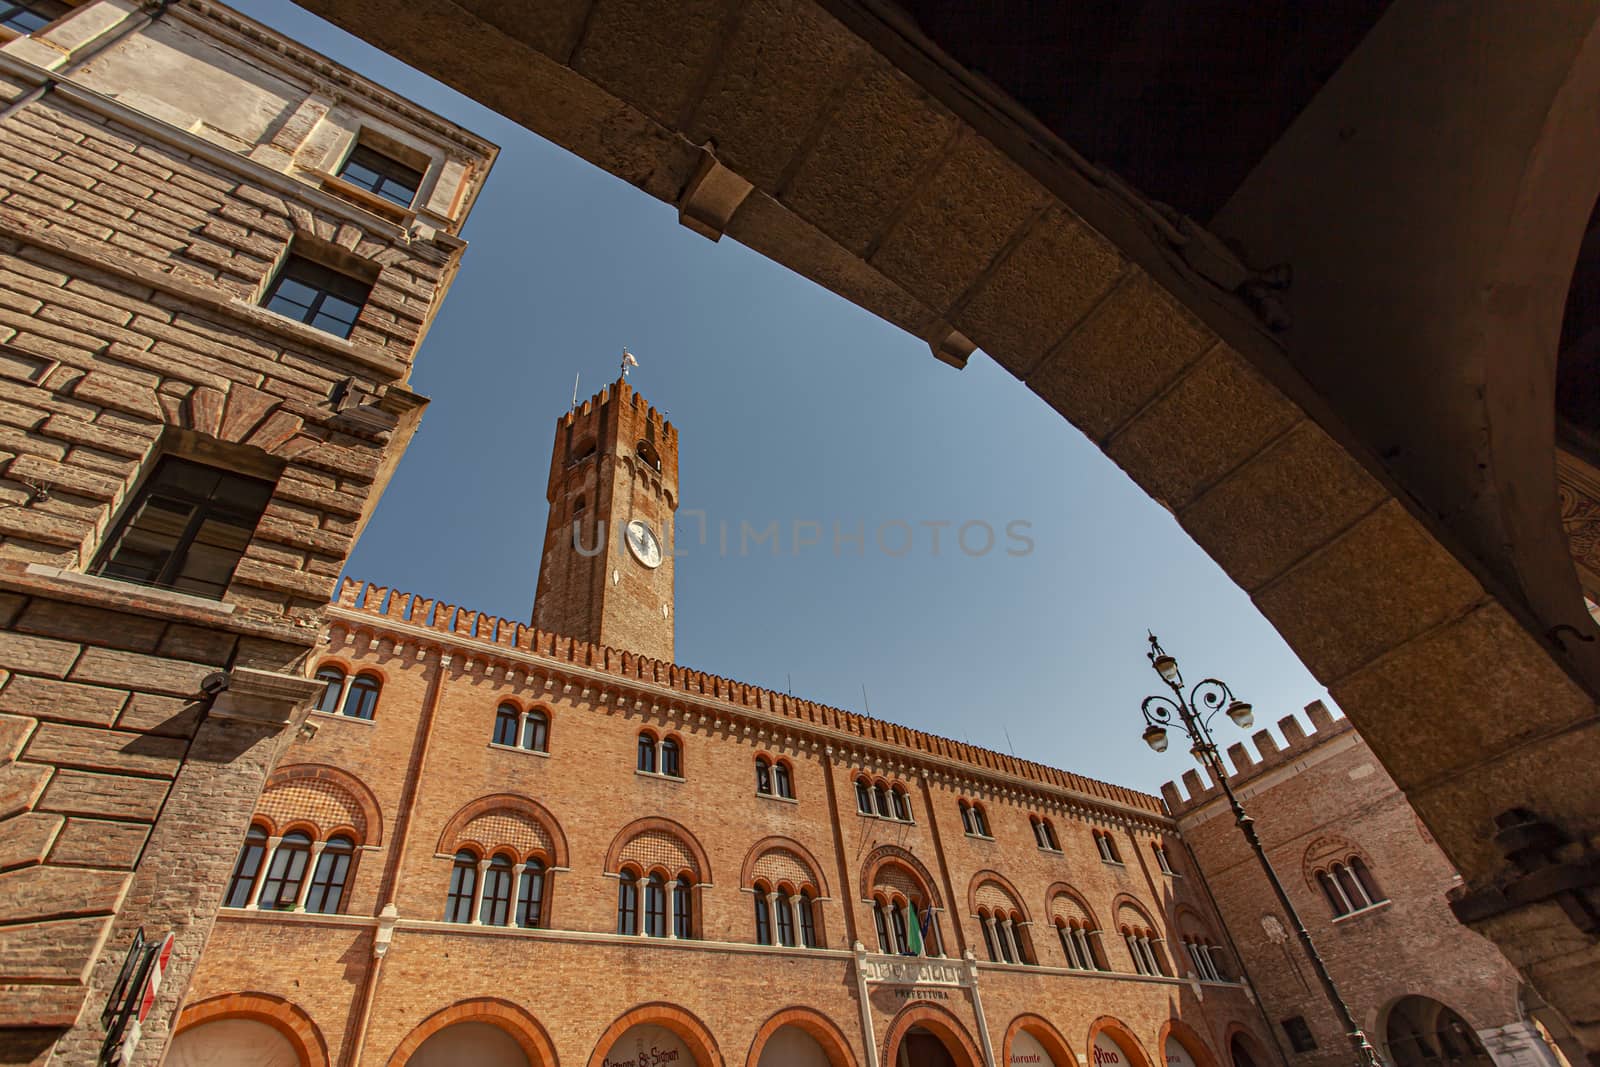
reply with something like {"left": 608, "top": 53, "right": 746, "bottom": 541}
{"left": 324, "top": 593, "right": 1172, "bottom": 831}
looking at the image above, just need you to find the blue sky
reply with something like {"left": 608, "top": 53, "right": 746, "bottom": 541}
{"left": 239, "top": 0, "right": 1335, "bottom": 797}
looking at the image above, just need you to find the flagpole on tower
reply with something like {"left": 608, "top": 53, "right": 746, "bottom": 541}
{"left": 571, "top": 371, "right": 580, "bottom": 410}
{"left": 621, "top": 348, "right": 639, "bottom": 378}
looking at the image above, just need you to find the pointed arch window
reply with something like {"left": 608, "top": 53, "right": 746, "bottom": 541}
{"left": 516, "top": 859, "right": 545, "bottom": 928}
{"left": 493, "top": 704, "right": 519, "bottom": 747}
{"left": 305, "top": 835, "right": 354, "bottom": 914}
{"left": 445, "top": 850, "right": 477, "bottom": 923}
{"left": 344, "top": 673, "right": 380, "bottom": 720}
{"left": 617, "top": 871, "right": 639, "bottom": 934}
{"left": 673, "top": 875, "right": 693, "bottom": 939}
{"left": 855, "top": 779, "right": 874, "bottom": 814}
{"left": 313, "top": 667, "right": 345, "bottom": 714}
{"left": 225, "top": 825, "right": 269, "bottom": 908}
{"left": 257, "top": 831, "right": 311, "bottom": 909}
{"left": 963, "top": 801, "right": 991, "bottom": 837}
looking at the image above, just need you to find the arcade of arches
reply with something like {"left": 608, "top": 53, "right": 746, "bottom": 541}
{"left": 284, "top": 0, "right": 1600, "bottom": 1047}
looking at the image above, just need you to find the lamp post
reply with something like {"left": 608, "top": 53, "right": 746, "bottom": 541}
{"left": 1139, "top": 632, "right": 1381, "bottom": 1067}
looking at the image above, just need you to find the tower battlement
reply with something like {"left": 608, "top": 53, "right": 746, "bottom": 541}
{"left": 1159, "top": 699, "right": 1350, "bottom": 816}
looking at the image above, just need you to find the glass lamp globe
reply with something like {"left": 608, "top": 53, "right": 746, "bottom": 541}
{"left": 1152, "top": 654, "right": 1180, "bottom": 684}
{"left": 1142, "top": 724, "right": 1169, "bottom": 753}
{"left": 1225, "top": 699, "right": 1255, "bottom": 729}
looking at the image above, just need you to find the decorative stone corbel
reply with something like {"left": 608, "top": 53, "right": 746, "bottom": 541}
{"left": 926, "top": 323, "right": 977, "bottom": 370}
{"left": 207, "top": 667, "right": 326, "bottom": 727}
{"left": 373, "top": 903, "right": 399, "bottom": 959}
{"left": 677, "top": 145, "right": 754, "bottom": 242}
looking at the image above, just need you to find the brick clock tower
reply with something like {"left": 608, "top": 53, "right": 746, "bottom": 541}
{"left": 533, "top": 377, "right": 677, "bottom": 662}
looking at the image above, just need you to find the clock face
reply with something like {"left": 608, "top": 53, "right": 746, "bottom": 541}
{"left": 624, "top": 519, "right": 662, "bottom": 569}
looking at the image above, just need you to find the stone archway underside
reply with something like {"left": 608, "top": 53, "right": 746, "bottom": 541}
{"left": 290, "top": 0, "right": 1600, "bottom": 1046}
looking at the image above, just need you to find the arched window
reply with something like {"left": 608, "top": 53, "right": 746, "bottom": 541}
{"left": 476, "top": 855, "right": 512, "bottom": 926}
{"left": 660, "top": 736, "right": 681, "bottom": 778}
{"left": 1095, "top": 830, "right": 1122, "bottom": 863}
{"left": 890, "top": 786, "right": 910, "bottom": 821}
{"left": 445, "top": 851, "right": 477, "bottom": 923}
{"left": 959, "top": 801, "right": 975, "bottom": 835}
{"left": 1349, "top": 856, "right": 1385, "bottom": 905}
{"left": 257, "top": 831, "right": 311, "bottom": 909}
{"left": 1334, "top": 862, "right": 1370, "bottom": 911}
{"left": 493, "top": 704, "right": 519, "bottom": 746}
{"left": 617, "top": 870, "right": 639, "bottom": 934}
{"left": 225, "top": 825, "right": 268, "bottom": 908}
{"left": 873, "top": 899, "right": 892, "bottom": 952}
{"left": 980, "top": 909, "right": 999, "bottom": 961}
{"left": 636, "top": 440, "right": 661, "bottom": 470}
{"left": 673, "top": 875, "right": 693, "bottom": 939}
{"left": 522, "top": 709, "right": 549, "bottom": 752}
{"left": 971, "top": 804, "right": 990, "bottom": 837}
{"left": 1031, "top": 817, "right": 1046, "bottom": 849}
{"left": 1317, "top": 869, "right": 1351, "bottom": 916}
{"left": 636, "top": 732, "right": 656, "bottom": 773}
{"left": 516, "top": 860, "right": 545, "bottom": 928}
{"left": 889, "top": 902, "right": 909, "bottom": 953}
{"left": 305, "top": 835, "right": 353, "bottom": 914}
{"left": 313, "top": 667, "right": 344, "bottom": 714}
{"left": 756, "top": 757, "right": 772, "bottom": 795}
{"left": 754, "top": 888, "right": 773, "bottom": 945}
{"left": 798, "top": 891, "right": 817, "bottom": 948}
{"left": 343, "top": 673, "right": 380, "bottom": 720}
{"left": 644, "top": 873, "right": 668, "bottom": 937}
{"left": 873, "top": 783, "right": 891, "bottom": 818}
{"left": 1153, "top": 842, "right": 1175, "bottom": 874}
{"left": 1039, "top": 819, "right": 1059, "bottom": 850}
{"left": 773, "top": 761, "right": 793, "bottom": 799}
{"left": 855, "top": 778, "right": 874, "bottom": 814}
{"left": 775, "top": 892, "right": 796, "bottom": 946}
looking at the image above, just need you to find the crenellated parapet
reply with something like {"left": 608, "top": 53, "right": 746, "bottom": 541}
{"left": 331, "top": 577, "right": 1166, "bottom": 821}
{"left": 1159, "top": 700, "right": 1350, "bottom": 816}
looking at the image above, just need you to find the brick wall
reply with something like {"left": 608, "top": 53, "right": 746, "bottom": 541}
{"left": 0, "top": 2, "right": 494, "bottom": 1062}
{"left": 1164, "top": 703, "right": 1531, "bottom": 1067}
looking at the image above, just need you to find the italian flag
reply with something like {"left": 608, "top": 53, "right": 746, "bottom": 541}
{"left": 907, "top": 909, "right": 924, "bottom": 955}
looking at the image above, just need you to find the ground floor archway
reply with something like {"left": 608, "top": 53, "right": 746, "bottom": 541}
{"left": 883, "top": 1003, "right": 984, "bottom": 1067}
{"left": 1088, "top": 1018, "right": 1153, "bottom": 1067}
{"left": 1225, "top": 1029, "right": 1269, "bottom": 1067}
{"left": 387, "top": 998, "right": 556, "bottom": 1067}
{"left": 1160, "top": 1021, "right": 1220, "bottom": 1067}
{"left": 749, "top": 1008, "right": 858, "bottom": 1067}
{"left": 169, "top": 991, "right": 328, "bottom": 1067}
{"left": 1004, "top": 1014, "right": 1075, "bottom": 1067}
{"left": 1383, "top": 996, "right": 1494, "bottom": 1067}
{"left": 589, "top": 1004, "right": 724, "bottom": 1067}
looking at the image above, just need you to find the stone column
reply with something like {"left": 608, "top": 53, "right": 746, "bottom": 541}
{"left": 469, "top": 860, "right": 489, "bottom": 924}
{"left": 984, "top": 915, "right": 1000, "bottom": 962}
{"left": 294, "top": 841, "right": 326, "bottom": 911}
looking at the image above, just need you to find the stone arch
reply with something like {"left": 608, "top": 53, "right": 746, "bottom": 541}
{"left": 260, "top": 763, "right": 383, "bottom": 845}
{"left": 1112, "top": 895, "right": 1160, "bottom": 934}
{"left": 436, "top": 794, "right": 569, "bottom": 866}
{"left": 386, "top": 997, "right": 557, "bottom": 1066}
{"left": 1003, "top": 1013, "right": 1076, "bottom": 1067}
{"left": 1172, "top": 904, "right": 1215, "bottom": 942}
{"left": 1221, "top": 1026, "right": 1270, "bottom": 1067}
{"left": 1159, "top": 1020, "right": 1221, "bottom": 1067}
{"left": 605, "top": 816, "right": 712, "bottom": 883}
{"left": 1087, "top": 1017, "right": 1154, "bottom": 1067}
{"left": 586, "top": 1003, "right": 724, "bottom": 1067}
{"left": 861, "top": 844, "right": 942, "bottom": 908}
{"left": 968, "top": 869, "right": 1030, "bottom": 922}
{"left": 741, "top": 836, "right": 831, "bottom": 897}
{"left": 882, "top": 1002, "right": 984, "bottom": 1067}
{"left": 1299, "top": 834, "right": 1366, "bottom": 891}
{"left": 173, "top": 991, "right": 330, "bottom": 1067}
{"left": 746, "top": 1007, "right": 857, "bottom": 1067}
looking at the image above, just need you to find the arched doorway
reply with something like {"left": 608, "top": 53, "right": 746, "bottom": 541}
{"left": 1089, "top": 1019, "right": 1152, "bottom": 1067}
{"left": 757, "top": 1026, "right": 832, "bottom": 1067}
{"left": 749, "top": 1009, "right": 856, "bottom": 1067}
{"left": 588, "top": 1008, "right": 723, "bottom": 1067}
{"left": 1161, "top": 1022, "right": 1218, "bottom": 1067}
{"left": 884, "top": 1004, "right": 983, "bottom": 1067}
{"left": 1226, "top": 1036, "right": 1258, "bottom": 1067}
{"left": 1384, "top": 996, "right": 1494, "bottom": 1067}
{"left": 898, "top": 1027, "right": 959, "bottom": 1067}
{"left": 410, "top": 1022, "right": 530, "bottom": 1067}
{"left": 168, "top": 1017, "right": 305, "bottom": 1067}
{"left": 1004, "top": 1015, "right": 1075, "bottom": 1067}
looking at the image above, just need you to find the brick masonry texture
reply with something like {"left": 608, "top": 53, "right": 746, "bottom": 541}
{"left": 0, "top": 1, "right": 496, "bottom": 1063}
{"left": 174, "top": 577, "right": 1274, "bottom": 1067}
{"left": 1163, "top": 705, "right": 1541, "bottom": 1067}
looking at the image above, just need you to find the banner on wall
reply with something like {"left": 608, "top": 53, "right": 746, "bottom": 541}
{"left": 1164, "top": 1037, "right": 1194, "bottom": 1067}
{"left": 601, "top": 1024, "right": 693, "bottom": 1067}
{"left": 1092, "top": 1033, "right": 1128, "bottom": 1067}
{"left": 1010, "top": 1030, "right": 1056, "bottom": 1067}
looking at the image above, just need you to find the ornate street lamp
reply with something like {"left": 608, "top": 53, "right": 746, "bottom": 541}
{"left": 1139, "top": 633, "right": 1381, "bottom": 1067}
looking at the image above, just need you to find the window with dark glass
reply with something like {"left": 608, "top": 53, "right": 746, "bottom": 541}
{"left": 225, "top": 825, "right": 268, "bottom": 908}
{"left": 516, "top": 860, "right": 545, "bottom": 928}
{"left": 754, "top": 891, "right": 772, "bottom": 945}
{"left": 981, "top": 915, "right": 999, "bottom": 961}
{"left": 873, "top": 784, "right": 890, "bottom": 818}
{"left": 890, "top": 905, "right": 909, "bottom": 954}
{"left": 636, "top": 733, "right": 656, "bottom": 773}
{"left": 773, "top": 762, "right": 793, "bottom": 800}
{"left": 971, "top": 805, "right": 990, "bottom": 837}
{"left": 673, "top": 875, "right": 692, "bottom": 939}
{"left": 660, "top": 737, "right": 681, "bottom": 778}
{"left": 479, "top": 855, "right": 513, "bottom": 926}
{"left": 256, "top": 831, "right": 311, "bottom": 909}
{"left": 644, "top": 874, "right": 667, "bottom": 937}
{"left": 1350, "top": 857, "right": 1385, "bottom": 904}
{"left": 445, "top": 851, "right": 477, "bottom": 923}
{"left": 797, "top": 892, "right": 817, "bottom": 948}
{"left": 1042, "top": 821, "right": 1059, "bottom": 850}
{"left": 313, "top": 667, "right": 345, "bottom": 714}
{"left": 873, "top": 901, "right": 891, "bottom": 952}
{"left": 305, "top": 835, "right": 353, "bottom": 914}
{"left": 493, "top": 704, "right": 519, "bottom": 747}
{"left": 0, "top": 0, "right": 69, "bottom": 35}
{"left": 522, "top": 710, "right": 549, "bottom": 753}
{"left": 343, "top": 673, "right": 380, "bottom": 720}
{"left": 775, "top": 894, "right": 796, "bottom": 947}
{"left": 960, "top": 801, "right": 975, "bottom": 835}
{"left": 1283, "top": 1017, "right": 1317, "bottom": 1053}
{"left": 756, "top": 757, "right": 772, "bottom": 795}
{"left": 338, "top": 141, "right": 424, "bottom": 208}
{"left": 262, "top": 252, "right": 372, "bottom": 339}
{"left": 94, "top": 456, "right": 273, "bottom": 599}
{"left": 856, "top": 779, "right": 873, "bottom": 814}
{"left": 1154, "top": 843, "right": 1174, "bottom": 874}
{"left": 890, "top": 787, "right": 909, "bottom": 821}
{"left": 617, "top": 872, "right": 639, "bottom": 934}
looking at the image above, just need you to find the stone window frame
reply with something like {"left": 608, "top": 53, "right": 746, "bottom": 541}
{"left": 489, "top": 700, "right": 552, "bottom": 756}
{"left": 754, "top": 753, "right": 797, "bottom": 802}
{"left": 1029, "top": 814, "right": 1061, "bottom": 852}
{"left": 635, "top": 729, "right": 685, "bottom": 781}
{"left": 959, "top": 798, "right": 993, "bottom": 839}
{"left": 613, "top": 861, "right": 698, "bottom": 940}
{"left": 224, "top": 817, "right": 363, "bottom": 916}
{"left": 852, "top": 773, "right": 913, "bottom": 823}
{"left": 747, "top": 876, "right": 823, "bottom": 950}
{"left": 256, "top": 234, "right": 379, "bottom": 341}
{"left": 1093, "top": 828, "right": 1124, "bottom": 865}
{"left": 308, "top": 659, "right": 384, "bottom": 723}
{"left": 314, "top": 118, "right": 450, "bottom": 226}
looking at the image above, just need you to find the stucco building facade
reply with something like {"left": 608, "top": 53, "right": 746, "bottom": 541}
{"left": 0, "top": 1, "right": 495, "bottom": 1063}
